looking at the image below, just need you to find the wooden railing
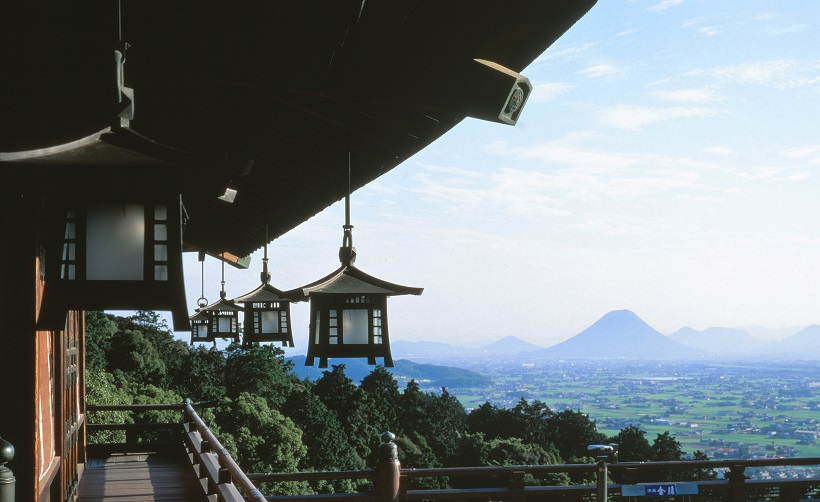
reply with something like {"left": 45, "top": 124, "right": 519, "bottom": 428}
{"left": 86, "top": 403, "right": 820, "bottom": 501}
{"left": 250, "top": 455, "right": 820, "bottom": 501}
{"left": 182, "top": 398, "right": 267, "bottom": 502}
{"left": 85, "top": 400, "right": 260, "bottom": 502}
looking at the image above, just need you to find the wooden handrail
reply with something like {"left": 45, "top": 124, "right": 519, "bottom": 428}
{"left": 87, "top": 401, "right": 217, "bottom": 412}
{"left": 183, "top": 399, "right": 267, "bottom": 502}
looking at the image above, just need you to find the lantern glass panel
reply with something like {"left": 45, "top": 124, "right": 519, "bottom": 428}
{"left": 343, "top": 309, "right": 368, "bottom": 344}
{"left": 154, "top": 244, "right": 168, "bottom": 261}
{"left": 154, "top": 265, "right": 168, "bottom": 280}
{"left": 329, "top": 309, "right": 338, "bottom": 344}
{"left": 86, "top": 204, "right": 145, "bottom": 280}
{"left": 261, "top": 310, "right": 280, "bottom": 333}
{"left": 196, "top": 324, "right": 209, "bottom": 338}
{"left": 62, "top": 264, "right": 76, "bottom": 280}
{"left": 154, "top": 205, "right": 167, "bottom": 220}
{"left": 373, "top": 309, "right": 383, "bottom": 344}
{"left": 217, "top": 316, "right": 232, "bottom": 333}
{"left": 154, "top": 223, "right": 168, "bottom": 241}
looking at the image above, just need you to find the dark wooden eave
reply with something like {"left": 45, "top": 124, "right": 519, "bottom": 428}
{"left": 1, "top": 0, "right": 597, "bottom": 257}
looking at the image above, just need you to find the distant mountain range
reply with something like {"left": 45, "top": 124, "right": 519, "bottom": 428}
{"left": 388, "top": 310, "right": 820, "bottom": 361}
{"left": 287, "top": 355, "right": 492, "bottom": 388}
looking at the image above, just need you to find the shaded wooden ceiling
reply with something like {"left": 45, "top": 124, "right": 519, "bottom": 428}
{"left": 1, "top": 0, "right": 597, "bottom": 258}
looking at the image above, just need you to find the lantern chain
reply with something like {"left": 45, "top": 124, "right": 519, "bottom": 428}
{"left": 197, "top": 252, "right": 208, "bottom": 308}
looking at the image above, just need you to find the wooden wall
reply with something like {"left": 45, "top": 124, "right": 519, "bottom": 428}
{"left": 1, "top": 190, "right": 86, "bottom": 502}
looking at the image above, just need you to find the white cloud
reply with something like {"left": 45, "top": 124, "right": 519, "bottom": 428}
{"left": 577, "top": 64, "right": 625, "bottom": 79}
{"left": 535, "top": 42, "right": 597, "bottom": 63}
{"left": 691, "top": 59, "right": 796, "bottom": 83}
{"left": 784, "top": 145, "right": 820, "bottom": 159}
{"left": 599, "top": 105, "right": 715, "bottom": 130}
{"left": 648, "top": 0, "right": 684, "bottom": 12}
{"left": 704, "top": 146, "right": 735, "bottom": 156}
{"left": 773, "top": 24, "right": 806, "bottom": 34}
{"left": 651, "top": 87, "right": 721, "bottom": 103}
{"left": 696, "top": 26, "right": 722, "bottom": 36}
{"left": 529, "top": 82, "right": 573, "bottom": 103}
{"left": 734, "top": 165, "right": 812, "bottom": 184}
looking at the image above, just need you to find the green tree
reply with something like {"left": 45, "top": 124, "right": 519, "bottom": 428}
{"left": 684, "top": 450, "right": 717, "bottom": 481}
{"left": 173, "top": 345, "right": 227, "bottom": 402}
{"left": 359, "top": 366, "right": 401, "bottom": 431}
{"left": 425, "top": 388, "right": 468, "bottom": 466}
{"left": 512, "top": 398, "right": 554, "bottom": 446}
{"left": 345, "top": 392, "right": 392, "bottom": 467}
{"left": 612, "top": 425, "right": 652, "bottom": 463}
{"left": 313, "top": 365, "right": 357, "bottom": 418}
{"left": 452, "top": 433, "right": 568, "bottom": 488}
{"left": 216, "top": 393, "right": 307, "bottom": 476}
{"left": 549, "top": 409, "right": 607, "bottom": 463}
{"left": 85, "top": 311, "right": 117, "bottom": 373}
{"left": 394, "top": 433, "right": 446, "bottom": 490}
{"left": 106, "top": 329, "right": 167, "bottom": 388}
{"left": 467, "top": 402, "right": 508, "bottom": 439}
{"left": 85, "top": 369, "right": 133, "bottom": 443}
{"left": 652, "top": 431, "right": 684, "bottom": 461}
{"left": 282, "top": 389, "right": 364, "bottom": 472}
{"left": 223, "top": 343, "right": 294, "bottom": 407}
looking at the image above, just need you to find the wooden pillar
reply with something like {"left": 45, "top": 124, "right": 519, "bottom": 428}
{"left": 0, "top": 188, "right": 39, "bottom": 502}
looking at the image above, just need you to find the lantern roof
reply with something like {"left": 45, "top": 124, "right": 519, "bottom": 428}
{"left": 189, "top": 310, "right": 210, "bottom": 321}
{"left": 231, "top": 282, "right": 299, "bottom": 305}
{"left": 194, "top": 296, "right": 243, "bottom": 314}
{"left": 290, "top": 264, "right": 423, "bottom": 299}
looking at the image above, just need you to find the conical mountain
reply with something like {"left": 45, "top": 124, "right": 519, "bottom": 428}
{"left": 534, "top": 310, "right": 702, "bottom": 359}
{"left": 478, "top": 336, "right": 545, "bottom": 356}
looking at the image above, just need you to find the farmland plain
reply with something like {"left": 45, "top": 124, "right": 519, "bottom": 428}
{"left": 443, "top": 359, "right": 820, "bottom": 460}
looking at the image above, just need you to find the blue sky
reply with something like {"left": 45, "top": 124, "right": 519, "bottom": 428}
{"left": 178, "top": 0, "right": 820, "bottom": 349}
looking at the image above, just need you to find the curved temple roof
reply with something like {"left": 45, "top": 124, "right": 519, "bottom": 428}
{"left": 1, "top": 0, "right": 597, "bottom": 257}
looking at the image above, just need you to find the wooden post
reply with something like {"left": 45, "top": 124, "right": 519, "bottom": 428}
{"left": 727, "top": 464, "right": 746, "bottom": 502}
{"left": 0, "top": 437, "right": 14, "bottom": 502}
{"left": 596, "top": 460, "right": 608, "bottom": 502}
{"left": 373, "top": 432, "right": 400, "bottom": 502}
{"left": 509, "top": 470, "right": 525, "bottom": 502}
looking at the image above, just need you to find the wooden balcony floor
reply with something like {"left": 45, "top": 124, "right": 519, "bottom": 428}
{"left": 78, "top": 452, "right": 207, "bottom": 501}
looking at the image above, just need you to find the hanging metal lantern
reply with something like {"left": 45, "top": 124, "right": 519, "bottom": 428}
{"left": 38, "top": 190, "right": 189, "bottom": 331}
{"left": 189, "top": 253, "right": 242, "bottom": 343}
{"left": 189, "top": 309, "right": 213, "bottom": 344}
{"left": 292, "top": 161, "right": 422, "bottom": 368}
{"left": 231, "top": 237, "right": 296, "bottom": 347}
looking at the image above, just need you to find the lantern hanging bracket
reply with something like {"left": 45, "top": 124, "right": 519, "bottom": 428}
{"left": 197, "top": 251, "right": 208, "bottom": 308}
{"left": 220, "top": 252, "right": 227, "bottom": 299}
{"left": 261, "top": 225, "right": 271, "bottom": 285}
{"left": 339, "top": 152, "right": 357, "bottom": 266}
